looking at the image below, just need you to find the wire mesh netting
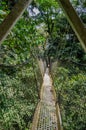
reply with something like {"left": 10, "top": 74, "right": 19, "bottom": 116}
{"left": 37, "top": 102, "right": 58, "bottom": 130}
{"left": 32, "top": 69, "right": 58, "bottom": 130}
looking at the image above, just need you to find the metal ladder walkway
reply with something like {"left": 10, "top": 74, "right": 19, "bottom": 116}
{"left": 31, "top": 68, "right": 62, "bottom": 130}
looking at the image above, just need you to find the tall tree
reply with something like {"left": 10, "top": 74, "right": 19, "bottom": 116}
{"left": 57, "top": 0, "right": 86, "bottom": 52}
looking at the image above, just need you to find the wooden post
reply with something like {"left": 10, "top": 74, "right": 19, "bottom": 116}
{"left": 0, "top": 0, "right": 32, "bottom": 44}
{"left": 57, "top": 0, "right": 86, "bottom": 52}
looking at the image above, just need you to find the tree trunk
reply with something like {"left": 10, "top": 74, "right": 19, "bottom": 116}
{"left": 0, "top": 0, "right": 32, "bottom": 44}
{"left": 57, "top": 0, "right": 86, "bottom": 52}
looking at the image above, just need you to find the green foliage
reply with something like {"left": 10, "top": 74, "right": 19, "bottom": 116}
{"left": 0, "top": 61, "right": 42, "bottom": 130}
{"left": 0, "top": 4, "right": 43, "bottom": 129}
{"left": 0, "top": 0, "right": 86, "bottom": 129}
{"left": 0, "top": 1, "right": 9, "bottom": 23}
{"left": 35, "top": 0, "right": 86, "bottom": 63}
{"left": 53, "top": 65, "right": 86, "bottom": 130}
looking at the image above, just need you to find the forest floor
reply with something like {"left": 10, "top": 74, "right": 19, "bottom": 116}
{"left": 37, "top": 68, "right": 58, "bottom": 130}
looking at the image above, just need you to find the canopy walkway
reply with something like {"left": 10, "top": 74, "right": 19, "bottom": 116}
{"left": 31, "top": 68, "right": 62, "bottom": 130}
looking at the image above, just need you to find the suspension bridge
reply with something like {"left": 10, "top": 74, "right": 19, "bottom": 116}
{"left": 31, "top": 68, "right": 62, "bottom": 130}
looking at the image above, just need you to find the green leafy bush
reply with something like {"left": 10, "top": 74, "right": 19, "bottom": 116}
{"left": 0, "top": 61, "right": 42, "bottom": 130}
{"left": 53, "top": 65, "right": 86, "bottom": 130}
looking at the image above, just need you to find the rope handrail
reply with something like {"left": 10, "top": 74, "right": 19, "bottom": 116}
{"left": 58, "top": 58, "right": 86, "bottom": 67}
{"left": 0, "top": 59, "right": 30, "bottom": 68}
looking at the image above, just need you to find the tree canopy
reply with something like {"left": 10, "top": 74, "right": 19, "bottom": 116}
{"left": 0, "top": 0, "right": 86, "bottom": 130}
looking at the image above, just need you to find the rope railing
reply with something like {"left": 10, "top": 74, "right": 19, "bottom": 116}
{"left": 0, "top": 59, "right": 30, "bottom": 69}
{"left": 56, "top": 104, "right": 63, "bottom": 130}
{"left": 58, "top": 58, "right": 86, "bottom": 67}
{"left": 31, "top": 102, "right": 41, "bottom": 130}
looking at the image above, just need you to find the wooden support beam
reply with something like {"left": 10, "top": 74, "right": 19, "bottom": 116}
{"left": 0, "top": 0, "right": 32, "bottom": 44}
{"left": 57, "top": 0, "right": 86, "bottom": 52}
